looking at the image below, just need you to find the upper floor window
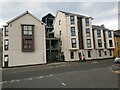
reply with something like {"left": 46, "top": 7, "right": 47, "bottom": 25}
{"left": 71, "top": 27, "right": 75, "bottom": 36}
{"left": 108, "top": 31, "right": 112, "bottom": 38}
{"left": 70, "top": 16, "right": 75, "bottom": 25}
{"left": 5, "top": 26, "right": 8, "bottom": 36}
{"left": 98, "top": 39, "right": 102, "bottom": 47}
{"left": 86, "top": 28, "right": 90, "bottom": 37}
{"left": 21, "top": 25, "right": 34, "bottom": 52}
{"left": 4, "top": 39, "right": 9, "bottom": 50}
{"left": 60, "top": 31, "right": 61, "bottom": 35}
{"left": 71, "top": 38, "right": 76, "bottom": 48}
{"left": 97, "top": 30, "right": 101, "bottom": 37}
{"left": 86, "top": 39, "right": 91, "bottom": 48}
{"left": 22, "top": 25, "right": 33, "bottom": 36}
{"left": 85, "top": 18, "right": 89, "bottom": 26}
{"left": 59, "top": 20, "right": 61, "bottom": 25}
{"left": 109, "top": 40, "right": 113, "bottom": 47}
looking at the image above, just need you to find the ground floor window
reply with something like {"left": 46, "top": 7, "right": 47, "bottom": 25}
{"left": 4, "top": 55, "right": 8, "bottom": 67}
{"left": 104, "top": 51, "right": 107, "bottom": 56}
{"left": 98, "top": 50, "right": 101, "bottom": 57}
{"left": 109, "top": 50, "right": 112, "bottom": 56}
{"left": 87, "top": 51, "right": 91, "bottom": 58}
{"left": 70, "top": 51, "right": 74, "bottom": 59}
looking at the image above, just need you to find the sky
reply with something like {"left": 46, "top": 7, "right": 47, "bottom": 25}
{"left": 0, "top": 1, "right": 119, "bottom": 30}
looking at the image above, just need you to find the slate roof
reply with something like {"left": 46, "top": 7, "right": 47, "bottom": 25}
{"left": 114, "top": 30, "right": 120, "bottom": 37}
{"left": 59, "top": 10, "right": 93, "bottom": 19}
{"left": 92, "top": 25, "right": 112, "bottom": 31}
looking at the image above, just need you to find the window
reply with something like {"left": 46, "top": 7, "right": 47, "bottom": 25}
{"left": 109, "top": 50, "right": 112, "bottom": 56}
{"left": 4, "top": 55, "right": 8, "bottom": 62}
{"left": 71, "top": 27, "right": 75, "bottom": 36}
{"left": 4, "top": 39, "right": 9, "bottom": 50}
{"left": 60, "top": 31, "right": 61, "bottom": 35}
{"left": 59, "top": 20, "right": 61, "bottom": 25}
{"left": 4, "top": 55, "right": 8, "bottom": 67}
{"left": 104, "top": 51, "right": 107, "bottom": 56}
{"left": 70, "top": 52, "right": 74, "bottom": 59}
{"left": 21, "top": 25, "right": 34, "bottom": 52}
{"left": 71, "top": 38, "right": 76, "bottom": 48}
{"left": 108, "top": 31, "right": 112, "bottom": 38}
{"left": 47, "top": 19, "right": 53, "bottom": 26}
{"left": 109, "top": 40, "right": 113, "bottom": 47}
{"left": 87, "top": 39, "right": 91, "bottom": 48}
{"left": 22, "top": 25, "right": 33, "bottom": 35}
{"left": 60, "top": 41, "right": 62, "bottom": 45}
{"left": 70, "top": 16, "right": 75, "bottom": 25}
{"left": 5, "top": 26, "right": 8, "bottom": 36}
{"left": 98, "top": 39, "right": 102, "bottom": 47}
{"left": 98, "top": 50, "right": 101, "bottom": 57}
{"left": 97, "top": 30, "right": 101, "bottom": 37}
{"left": 85, "top": 18, "right": 89, "bottom": 26}
{"left": 88, "top": 51, "right": 91, "bottom": 58}
{"left": 23, "top": 39, "right": 33, "bottom": 50}
{"left": 86, "top": 28, "right": 90, "bottom": 37}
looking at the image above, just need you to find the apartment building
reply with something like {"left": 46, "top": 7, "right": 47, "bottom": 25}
{"left": 42, "top": 13, "right": 61, "bottom": 63}
{"left": 2, "top": 11, "right": 46, "bottom": 67}
{"left": 92, "top": 25, "right": 115, "bottom": 59}
{"left": 54, "top": 10, "right": 94, "bottom": 61}
{"left": 54, "top": 10, "right": 115, "bottom": 61}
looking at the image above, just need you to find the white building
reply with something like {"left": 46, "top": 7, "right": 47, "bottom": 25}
{"left": 54, "top": 10, "right": 94, "bottom": 61}
{"left": 2, "top": 11, "right": 46, "bottom": 67}
{"left": 92, "top": 25, "right": 115, "bottom": 59}
{"left": 54, "top": 10, "right": 115, "bottom": 61}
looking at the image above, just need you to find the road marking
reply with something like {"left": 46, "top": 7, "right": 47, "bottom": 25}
{"left": 49, "top": 74, "right": 53, "bottom": 77}
{"left": 61, "top": 82, "right": 66, "bottom": 86}
{"left": 53, "top": 75, "right": 66, "bottom": 87}
{"left": 38, "top": 76, "right": 44, "bottom": 79}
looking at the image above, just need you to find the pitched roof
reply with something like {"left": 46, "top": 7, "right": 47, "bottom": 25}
{"left": 59, "top": 10, "right": 93, "bottom": 19}
{"left": 42, "top": 13, "right": 55, "bottom": 19}
{"left": 114, "top": 30, "right": 120, "bottom": 37}
{"left": 92, "top": 25, "right": 112, "bottom": 31}
{"left": 7, "top": 11, "right": 45, "bottom": 25}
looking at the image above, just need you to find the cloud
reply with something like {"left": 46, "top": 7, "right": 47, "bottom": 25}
{"left": 93, "top": 18, "right": 118, "bottom": 30}
{"left": 0, "top": 2, "right": 118, "bottom": 30}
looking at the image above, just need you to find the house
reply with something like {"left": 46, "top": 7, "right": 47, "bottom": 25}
{"left": 113, "top": 30, "right": 120, "bottom": 57}
{"left": 2, "top": 11, "right": 46, "bottom": 67}
{"left": 54, "top": 10, "right": 94, "bottom": 61}
{"left": 92, "top": 25, "right": 115, "bottom": 59}
{"left": 42, "top": 13, "right": 62, "bottom": 63}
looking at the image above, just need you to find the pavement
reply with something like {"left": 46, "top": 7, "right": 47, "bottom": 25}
{"left": 2, "top": 58, "right": 119, "bottom": 74}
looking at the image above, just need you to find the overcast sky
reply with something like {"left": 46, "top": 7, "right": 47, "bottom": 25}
{"left": 0, "top": 1, "right": 119, "bottom": 30}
